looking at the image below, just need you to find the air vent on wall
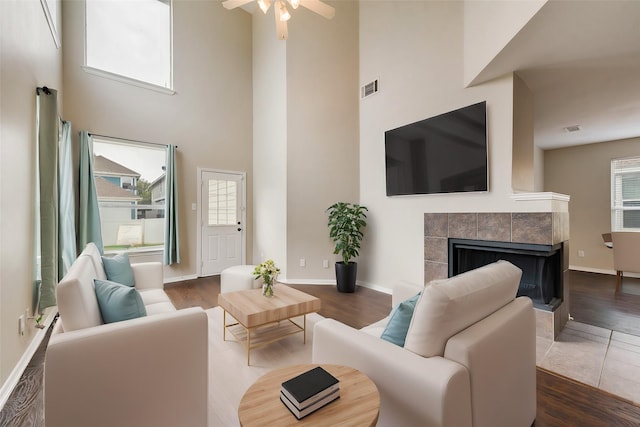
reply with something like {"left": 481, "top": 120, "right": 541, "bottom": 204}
{"left": 563, "top": 125, "right": 582, "bottom": 133}
{"left": 361, "top": 79, "right": 379, "bottom": 99}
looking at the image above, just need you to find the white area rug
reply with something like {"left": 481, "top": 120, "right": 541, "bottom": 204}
{"left": 207, "top": 306, "right": 325, "bottom": 426}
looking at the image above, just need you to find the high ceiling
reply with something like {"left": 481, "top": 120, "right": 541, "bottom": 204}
{"left": 468, "top": 0, "right": 640, "bottom": 151}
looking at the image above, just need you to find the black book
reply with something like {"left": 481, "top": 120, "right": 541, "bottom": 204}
{"left": 280, "top": 366, "right": 340, "bottom": 408}
{"left": 280, "top": 389, "right": 340, "bottom": 420}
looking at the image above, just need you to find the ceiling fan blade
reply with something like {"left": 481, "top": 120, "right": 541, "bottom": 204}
{"left": 275, "top": 4, "right": 289, "bottom": 40}
{"left": 222, "top": 0, "right": 255, "bottom": 10}
{"left": 299, "top": 0, "right": 335, "bottom": 19}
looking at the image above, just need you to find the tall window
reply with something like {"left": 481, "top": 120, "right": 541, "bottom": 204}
{"left": 611, "top": 156, "right": 640, "bottom": 231}
{"left": 93, "top": 137, "right": 167, "bottom": 252}
{"left": 85, "top": 0, "right": 172, "bottom": 89}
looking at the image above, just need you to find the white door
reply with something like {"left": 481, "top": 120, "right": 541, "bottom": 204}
{"left": 199, "top": 170, "right": 245, "bottom": 276}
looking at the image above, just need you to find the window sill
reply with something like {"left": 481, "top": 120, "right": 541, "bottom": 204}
{"left": 82, "top": 66, "right": 176, "bottom": 95}
{"left": 104, "top": 247, "right": 163, "bottom": 256}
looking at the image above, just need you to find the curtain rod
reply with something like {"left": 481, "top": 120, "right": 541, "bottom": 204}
{"left": 88, "top": 132, "right": 177, "bottom": 149}
{"left": 37, "top": 86, "right": 53, "bottom": 95}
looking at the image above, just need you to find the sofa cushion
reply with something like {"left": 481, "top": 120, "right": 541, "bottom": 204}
{"left": 56, "top": 255, "right": 104, "bottom": 332}
{"left": 139, "top": 289, "right": 173, "bottom": 306}
{"left": 404, "top": 260, "right": 521, "bottom": 358}
{"left": 144, "top": 302, "right": 178, "bottom": 315}
{"left": 82, "top": 242, "right": 107, "bottom": 281}
{"left": 102, "top": 252, "right": 135, "bottom": 287}
{"left": 94, "top": 279, "right": 147, "bottom": 324}
{"left": 380, "top": 292, "right": 421, "bottom": 347}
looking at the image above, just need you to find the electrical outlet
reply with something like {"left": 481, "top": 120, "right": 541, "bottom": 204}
{"left": 323, "top": 259, "right": 329, "bottom": 268}
{"left": 578, "top": 250, "right": 585, "bottom": 257}
{"left": 299, "top": 258, "right": 306, "bottom": 268}
{"left": 18, "top": 314, "right": 26, "bottom": 336}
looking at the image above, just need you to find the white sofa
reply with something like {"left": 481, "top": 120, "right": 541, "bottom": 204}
{"left": 44, "top": 243, "right": 208, "bottom": 427}
{"left": 312, "top": 260, "right": 536, "bottom": 427}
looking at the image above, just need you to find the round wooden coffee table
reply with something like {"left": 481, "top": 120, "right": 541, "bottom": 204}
{"left": 238, "top": 364, "right": 380, "bottom": 427}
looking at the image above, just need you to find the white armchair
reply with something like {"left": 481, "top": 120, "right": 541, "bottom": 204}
{"left": 313, "top": 261, "right": 536, "bottom": 427}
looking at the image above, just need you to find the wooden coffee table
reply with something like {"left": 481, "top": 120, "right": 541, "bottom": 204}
{"left": 218, "top": 285, "right": 321, "bottom": 365}
{"left": 238, "top": 364, "right": 380, "bottom": 427}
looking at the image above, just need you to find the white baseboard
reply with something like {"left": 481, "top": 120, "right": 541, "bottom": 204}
{"left": 570, "top": 265, "right": 614, "bottom": 275}
{"left": 357, "top": 281, "right": 392, "bottom": 295}
{"left": 0, "top": 308, "right": 57, "bottom": 412}
{"left": 569, "top": 265, "right": 640, "bottom": 279}
{"left": 164, "top": 274, "right": 198, "bottom": 284}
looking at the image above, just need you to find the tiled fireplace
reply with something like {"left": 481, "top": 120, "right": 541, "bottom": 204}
{"left": 424, "top": 209, "right": 570, "bottom": 340}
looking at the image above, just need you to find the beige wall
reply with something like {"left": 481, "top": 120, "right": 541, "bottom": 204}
{"left": 285, "top": 1, "right": 359, "bottom": 281}
{"left": 252, "top": 2, "right": 288, "bottom": 273}
{"left": 463, "top": 0, "right": 546, "bottom": 86}
{"left": 252, "top": 1, "right": 359, "bottom": 282}
{"left": 534, "top": 144, "right": 545, "bottom": 191}
{"left": 0, "top": 0, "right": 63, "bottom": 390}
{"left": 62, "top": 0, "right": 254, "bottom": 280}
{"left": 359, "top": 1, "right": 529, "bottom": 289}
{"left": 512, "top": 73, "right": 535, "bottom": 192}
{"left": 545, "top": 136, "right": 640, "bottom": 273}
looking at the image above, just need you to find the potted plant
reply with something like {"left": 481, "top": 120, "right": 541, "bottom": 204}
{"left": 326, "top": 202, "right": 368, "bottom": 292}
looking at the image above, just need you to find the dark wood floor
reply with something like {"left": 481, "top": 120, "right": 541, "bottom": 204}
{"left": 2, "top": 270, "right": 640, "bottom": 426}
{"left": 567, "top": 270, "right": 640, "bottom": 336}
{"left": 164, "top": 276, "right": 393, "bottom": 329}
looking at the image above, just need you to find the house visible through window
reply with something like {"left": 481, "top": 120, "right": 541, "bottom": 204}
{"left": 93, "top": 138, "right": 167, "bottom": 252}
{"left": 85, "top": 0, "right": 172, "bottom": 89}
{"left": 611, "top": 156, "right": 640, "bottom": 231}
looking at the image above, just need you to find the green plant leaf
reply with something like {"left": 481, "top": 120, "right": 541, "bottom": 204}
{"left": 326, "top": 201, "right": 368, "bottom": 264}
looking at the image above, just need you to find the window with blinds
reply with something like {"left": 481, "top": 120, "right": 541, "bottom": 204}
{"left": 611, "top": 156, "right": 640, "bottom": 231}
{"left": 208, "top": 179, "right": 237, "bottom": 226}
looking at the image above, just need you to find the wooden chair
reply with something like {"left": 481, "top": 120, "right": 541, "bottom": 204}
{"left": 611, "top": 232, "right": 640, "bottom": 293}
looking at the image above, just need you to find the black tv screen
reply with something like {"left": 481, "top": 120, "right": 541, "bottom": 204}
{"left": 385, "top": 101, "right": 488, "bottom": 196}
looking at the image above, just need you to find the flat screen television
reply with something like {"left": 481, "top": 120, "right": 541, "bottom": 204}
{"left": 384, "top": 101, "right": 488, "bottom": 196}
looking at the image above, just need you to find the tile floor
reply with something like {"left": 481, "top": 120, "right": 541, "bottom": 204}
{"left": 537, "top": 320, "right": 640, "bottom": 405}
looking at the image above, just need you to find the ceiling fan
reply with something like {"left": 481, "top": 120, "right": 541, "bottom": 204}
{"left": 222, "top": 0, "right": 335, "bottom": 40}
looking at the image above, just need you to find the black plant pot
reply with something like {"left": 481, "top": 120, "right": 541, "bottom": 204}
{"left": 335, "top": 261, "right": 357, "bottom": 293}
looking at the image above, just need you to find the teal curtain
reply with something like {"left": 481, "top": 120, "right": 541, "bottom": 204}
{"left": 164, "top": 144, "right": 180, "bottom": 264}
{"left": 36, "top": 87, "right": 59, "bottom": 309}
{"left": 78, "top": 131, "right": 104, "bottom": 253}
{"left": 58, "top": 120, "right": 77, "bottom": 278}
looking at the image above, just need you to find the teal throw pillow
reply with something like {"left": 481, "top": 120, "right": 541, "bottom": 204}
{"left": 94, "top": 279, "right": 147, "bottom": 324}
{"left": 380, "top": 292, "right": 421, "bottom": 347}
{"left": 102, "top": 252, "right": 135, "bottom": 287}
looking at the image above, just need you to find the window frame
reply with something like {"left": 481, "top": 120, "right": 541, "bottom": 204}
{"left": 92, "top": 136, "right": 168, "bottom": 255}
{"left": 83, "top": 0, "right": 175, "bottom": 95}
{"left": 611, "top": 155, "right": 640, "bottom": 232}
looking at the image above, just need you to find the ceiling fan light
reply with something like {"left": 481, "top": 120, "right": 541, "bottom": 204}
{"left": 279, "top": 1, "right": 291, "bottom": 21}
{"left": 288, "top": 0, "right": 300, "bottom": 9}
{"left": 257, "top": 0, "right": 271, "bottom": 14}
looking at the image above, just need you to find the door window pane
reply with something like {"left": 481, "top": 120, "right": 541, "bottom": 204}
{"left": 208, "top": 179, "right": 237, "bottom": 226}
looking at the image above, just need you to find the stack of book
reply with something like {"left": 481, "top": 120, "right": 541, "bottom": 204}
{"left": 280, "top": 366, "right": 340, "bottom": 419}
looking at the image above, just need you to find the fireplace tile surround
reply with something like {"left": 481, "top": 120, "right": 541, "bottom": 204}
{"left": 424, "top": 211, "right": 570, "bottom": 340}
